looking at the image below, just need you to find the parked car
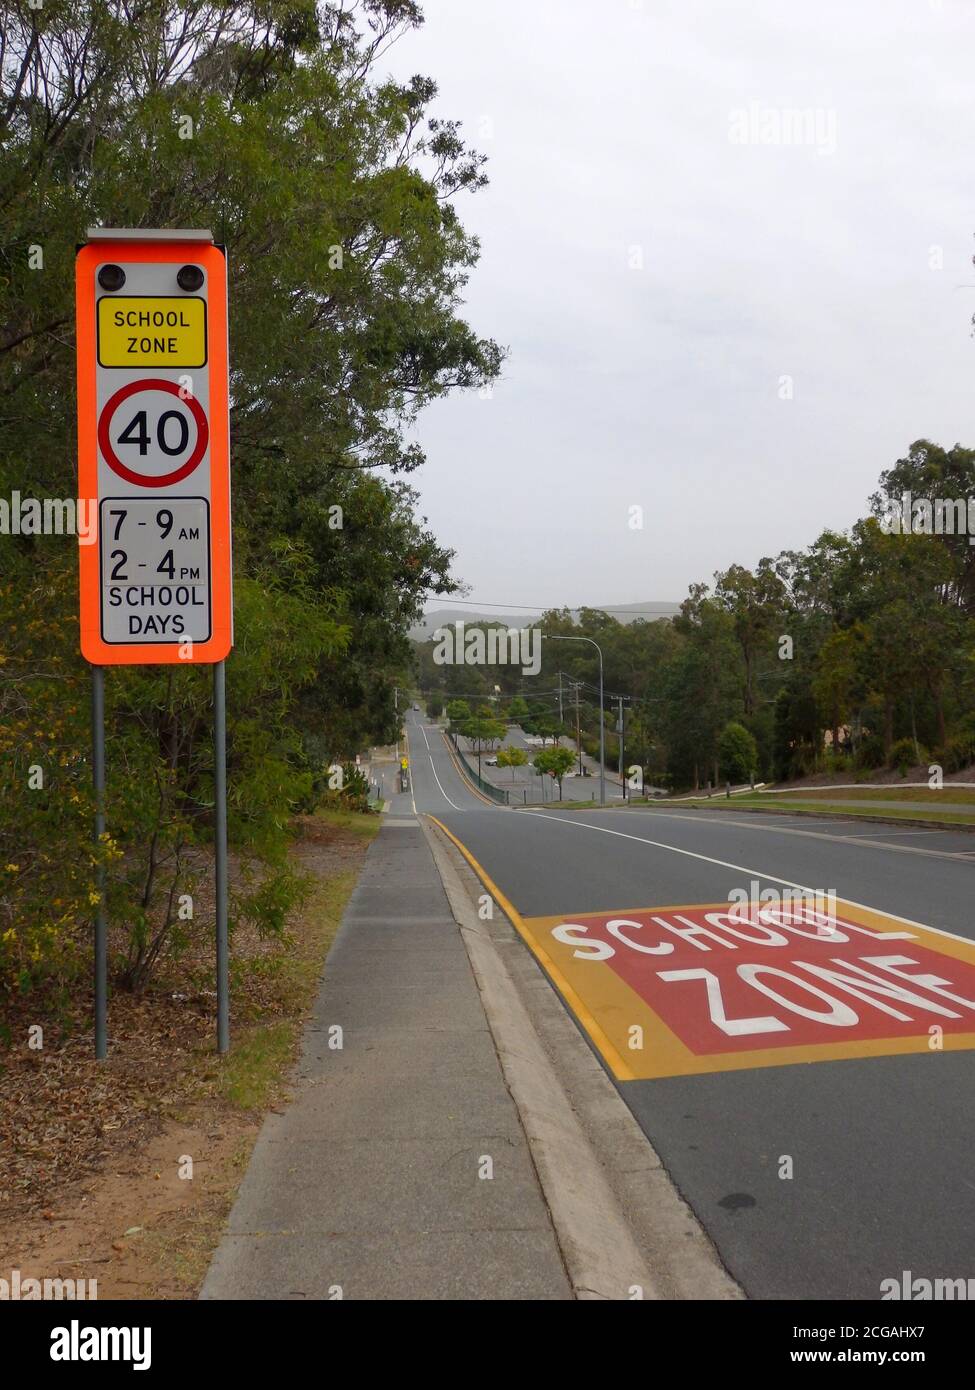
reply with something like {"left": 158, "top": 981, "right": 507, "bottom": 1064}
{"left": 485, "top": 756, "right": 499, "bottom": 766}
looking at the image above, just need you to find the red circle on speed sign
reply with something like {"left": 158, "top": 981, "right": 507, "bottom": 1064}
{"left": 97, "top": 378, "right": 209, "bottom": 488}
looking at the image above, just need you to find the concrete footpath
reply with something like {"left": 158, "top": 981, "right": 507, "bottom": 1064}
{"left": 201, "top": 811, "right": 572, "bottom": 1300}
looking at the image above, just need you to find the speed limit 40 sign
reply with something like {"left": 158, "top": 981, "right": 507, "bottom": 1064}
{"left": 76, "top": 230, "right": 233, "bottom": 664}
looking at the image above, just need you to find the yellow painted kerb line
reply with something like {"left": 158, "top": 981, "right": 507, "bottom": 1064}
{"left": 426, "top": 813, "right": 637, "bottom": 1081}
{"left": 438, "top": 729, "right": 504, "bottom": 809}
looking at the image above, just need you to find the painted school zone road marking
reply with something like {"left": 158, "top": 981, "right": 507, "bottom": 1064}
{"left": 522, "top": 899, "right": 975, "bottom": 1080}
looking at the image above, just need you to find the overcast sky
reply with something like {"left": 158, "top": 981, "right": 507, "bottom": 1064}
{"left": 383, "top": 0, "right": 975, "bottom": 615}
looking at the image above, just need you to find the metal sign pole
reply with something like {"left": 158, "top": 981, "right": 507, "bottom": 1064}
{"left": 91, "top": 665, "right": 108, "bottom": 1059}
{"left": 214, "top": 660, "right": 229, "bottom": 1053}
{"left": 76, "top": 228, "right": 234, "bottom": 1057}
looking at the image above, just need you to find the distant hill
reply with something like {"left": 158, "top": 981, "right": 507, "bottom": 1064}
{"left": 410, "top": 601, "right": 680, "bottom": 642}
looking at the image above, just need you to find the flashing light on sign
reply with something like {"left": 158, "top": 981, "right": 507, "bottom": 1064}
{"left": 98, "top": 264, "right": 126, "bottom": 291}
{"left": 177, "top": 263, "right": 205, "bottom": 291}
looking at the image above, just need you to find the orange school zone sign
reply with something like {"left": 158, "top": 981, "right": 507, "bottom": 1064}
{"left": 76, "top": 236, "right": 232, "bottom": 665}
{"left": 523, "top": 898, "right": 975, "bottom": 1081}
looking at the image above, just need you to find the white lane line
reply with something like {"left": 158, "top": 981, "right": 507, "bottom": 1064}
{"left": 540, "top": 807, "right": 970, "bottom": 862}
{"left": 420, "top": 723, "right": 431, "bottom": 751}
{"left": 521, "top": 810, "right": 975, "bottom": 949}
{"left": 429, "top": 757, "right": 465, "bottom": 812}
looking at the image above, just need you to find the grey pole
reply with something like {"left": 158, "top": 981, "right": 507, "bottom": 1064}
{"left": 214, "top": 660, "right": 229, "bottom": 1054}
{"left": 597, "top": 647, "right": 605, "bottom": 806}
{"left": 618, "top": 695, "right": 625, "bottom": 800}
{"left": 92, "top": 665, "right": 107, "bottom": 1060}
{"left": 543, "top": 635, "right": 604, "bottom": 802}
{"left": 575, "top": 683, "right": 582, "bottom": 775}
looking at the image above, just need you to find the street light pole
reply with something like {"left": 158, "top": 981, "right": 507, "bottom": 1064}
{"left": 618, "top": 694, "right": 624, "bottom": 799}
{"left": 574, "top": 682, "right": 582, "bottom": 776}
{"left": 543, "top": 635, "right": 605, "bottom": 805}
{"left": 597, "top": 649, "right": 605, "bottom": 806}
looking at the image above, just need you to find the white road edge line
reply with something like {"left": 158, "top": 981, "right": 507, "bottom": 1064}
{"left": 522, "top": 810, "right": 975, "bottom": 950}
{"left": 605, "top": 809, "right": 966, "bottom": 861}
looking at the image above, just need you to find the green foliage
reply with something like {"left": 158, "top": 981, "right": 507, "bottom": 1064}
{"left": 0, "top": 1, "right": 500, "bottom": 993}
{"left": 939, "top": 735, "right": 975, "bottom": 775}
{"left": 497, "top": 746, "right": 528, "bottom": 768}
{"left": 314, "top": 762, "right": 373, "bottom": 816}
{"left": 533, "top": 746, "right": 575, "bottom": 788}
{"left": 856, "top": 734, "right": 887, "bottom": 770}
{"left": 496, "top": 746, "right": 528, "bottom": 779}
{"left": 410, "top": 459, "right": 975, "bottom": 794}
{"left": 460, "top": 716, "right": 505, "bottom": 752}
{"left": 889, "top": 739, "right": 923, "bottom": 776}
{"left": 718, "top": 722, "right": 758, "bottom": 784}
{"left": 507, "top": 696, "right": 530, "bottom": 724}
{"left": 446, "top": 699, "right": 472, "bottom": 727}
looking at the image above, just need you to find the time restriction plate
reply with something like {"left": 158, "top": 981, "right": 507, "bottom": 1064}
{"left": 76, "top": 232, "right": 232, "bottom": 664}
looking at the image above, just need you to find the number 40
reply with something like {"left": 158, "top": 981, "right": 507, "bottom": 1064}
{"left": 118, "top": 410, "right": 189, "bottom": 456}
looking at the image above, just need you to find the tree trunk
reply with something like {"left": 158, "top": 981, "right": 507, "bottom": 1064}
{"left": 929, "top": 683, "right": 946, "bottom": 750}
{"left": 884, "top": 699, "right": 894, "bottom": 758}
{"left": 910, "top": 695, "right": 920, "bottom": 763}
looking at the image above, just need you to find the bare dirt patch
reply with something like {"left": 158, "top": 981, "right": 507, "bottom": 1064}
{"left": 0, "top": 811, "right": 376, "bottom": 1299}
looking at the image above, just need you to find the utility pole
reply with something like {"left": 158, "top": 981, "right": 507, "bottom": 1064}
{"left": 558, "top": 670, "right": 563, "bottom": 724}
{"left": 618, "top": 694, "right": 625, "bottom": 800}
{"left": 575, "top": 683, "right": 582, "bottom": 776}
{"left": 543, "top": 635, "right": 606, "bottom": 805}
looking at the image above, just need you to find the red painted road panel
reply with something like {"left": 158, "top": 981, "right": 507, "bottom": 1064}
{"left": 569, "top": 905, "right": 975, "bottom": 1056}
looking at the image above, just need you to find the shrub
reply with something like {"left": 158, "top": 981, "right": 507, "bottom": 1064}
{"left": 855, "top": 733, "right": 886, "bottom": 770}
{"left": 718, "top": 722, "right": 758, "bottom": 784}
{"left": 888, "top": 738, "right": 925, "bottom": 776}
{"left": 327, "top": 762, "right": 371, "bottom": 813}
{"left": 938, "top": 735, "right": 975, "bottom": 775}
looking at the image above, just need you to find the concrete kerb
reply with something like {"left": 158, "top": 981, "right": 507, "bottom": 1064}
{"left": 420, "top": 816, "right": 743, "bottom": 1302}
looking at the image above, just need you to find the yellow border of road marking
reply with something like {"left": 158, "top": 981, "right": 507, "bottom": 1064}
{"left": 426, "top": 814, "right": 636, "bottom": 1080}
{"left": 522, "top": 899, "right": 975, "bottom": 1079}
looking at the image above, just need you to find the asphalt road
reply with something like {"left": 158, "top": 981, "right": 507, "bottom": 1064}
{"left": 400, "top": 710, "right": 975, "bottom": 1301}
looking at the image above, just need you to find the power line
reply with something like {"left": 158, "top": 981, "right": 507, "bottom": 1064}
{"left": 422, "top": 599, "right": 678, "bottom": 617}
